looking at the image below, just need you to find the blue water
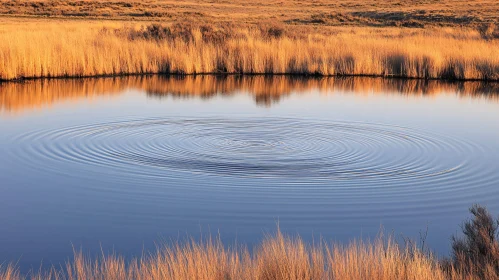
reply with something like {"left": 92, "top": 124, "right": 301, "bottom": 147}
{"left": 1, "top": 76, "right": 498, "bottom": 271}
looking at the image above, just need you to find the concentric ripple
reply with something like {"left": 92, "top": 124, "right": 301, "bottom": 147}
{"left": 9, "top": 117, "right": 486, "bottom": 188}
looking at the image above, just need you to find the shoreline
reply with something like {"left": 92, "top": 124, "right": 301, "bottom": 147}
{"left": 2, "top": 72, "right": 499, "bottom": 83}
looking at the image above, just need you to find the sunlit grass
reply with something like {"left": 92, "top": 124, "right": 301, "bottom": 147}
{"left": 1, "top": 186, "right": 498, "bottom": 280}
{"left": 0, "top": 230, "right": 465, "bottom": 280}
{"left": 0, "top": 19, "right": 498, "bottom": 81}
{"left": 0, "top": 0, "right": 497, "bottom": 28}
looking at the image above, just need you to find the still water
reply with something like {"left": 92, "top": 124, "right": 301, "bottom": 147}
{"left": 1, "top": 76, "right": 498, "bottom": 270}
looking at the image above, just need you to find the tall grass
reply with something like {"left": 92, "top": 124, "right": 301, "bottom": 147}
{"left": 0, "top": 20, "right": 498, "bottom": 81}
{"left": 0, "top": 231, "right": 459, "bottom": 280}
{"left": 1, "top": 205, "right": 498, "bottom": 280}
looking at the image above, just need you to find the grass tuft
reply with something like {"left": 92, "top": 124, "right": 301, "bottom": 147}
{"left": 3, "top": 205, "right": 499, "bottom": 279}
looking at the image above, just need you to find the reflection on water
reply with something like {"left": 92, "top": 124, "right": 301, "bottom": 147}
{"left": 0, "top": 75, "right": 499, "bottom": 272}
{"left": 1, "top": 75, "right": 499, "bottom": 113}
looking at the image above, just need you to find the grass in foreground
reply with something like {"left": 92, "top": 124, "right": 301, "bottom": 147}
{"left": 0, "top": 18, "right": 498, "bottom": 81}
{"left": 2, "top": 205, "right": 499, "bottom": 280}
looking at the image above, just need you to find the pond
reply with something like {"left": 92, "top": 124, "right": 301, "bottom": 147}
{"left": 1, "top": 75, "right": 498, "bottom": 270}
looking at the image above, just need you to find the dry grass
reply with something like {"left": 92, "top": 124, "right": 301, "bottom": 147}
{"left": 0, "top": 18, "right": 498, "bottom": 81}
{"left": 0, "top": 0, "right": 498, "bottom": 28}
{"left": 5, "top": 205, "right": 499, "bottom": 279}
{"left": 0, "top": 0, "right": 498, "bottom": 81}
{"left": 0, "top": 230, "right": 468, "bottom": 280}
{"left": 1, "top": 76, "right": 498, "bottom": 113}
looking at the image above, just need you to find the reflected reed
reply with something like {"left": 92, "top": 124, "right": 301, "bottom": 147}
{"left": 1, "top": 76, "right": 498, "bottom": 113}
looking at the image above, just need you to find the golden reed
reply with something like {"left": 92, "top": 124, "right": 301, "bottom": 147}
{"left": 0, "top": 230, "right": 474, "bottom": 280}
{"left": 3, "top": 204, "right": 499, "bottom": 279}
{"left": 0, "top": 19, "right": 498, "bottom": 81}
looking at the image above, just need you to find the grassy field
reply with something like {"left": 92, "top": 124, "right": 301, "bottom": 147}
{"left": 1, "top": 0, "right": 498, "bottom": 27}
{"left": 2, "top": 205, "right": 499, "bottom": 280}
{"left": 0, "top": 0, "right": 498, "bottom": 81}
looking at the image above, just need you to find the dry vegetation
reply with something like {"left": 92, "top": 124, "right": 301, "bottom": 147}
{"left": 1, "top": 76, "right": 498, "bottom": 113}
{"left": 0, "top": 18, "right": 498, "bottom": 81}
{"left": 0, "top": 0, "right": 499, "bottom": 81}
{"left": 0, "top": 0, "right": 498, "bottom": 28}
{"left": 0, "top": 233, "right": 474, "bottom": 280}
{"left": 1, "top": 205, "right": 499, "bottom": 280}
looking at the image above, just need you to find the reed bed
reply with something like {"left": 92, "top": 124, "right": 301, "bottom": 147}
{"left": 0, "top": 230, "right": 468, "bottom": 280}
{"left": 0, "top": 19, "right": 498, "bottom": 81}
{"left": 3, "top": 203, "right": 499, "bottom": 279}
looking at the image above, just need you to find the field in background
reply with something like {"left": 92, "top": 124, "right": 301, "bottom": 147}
{"left": 0, "top": 0, "right": 499, "bottom": 80}
{"left": 0, "top": 0, "right": 498, "bottom": 28}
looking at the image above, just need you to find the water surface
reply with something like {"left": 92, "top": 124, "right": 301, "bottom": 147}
{"left": 1, "top": 76, "right": 499, "bottom": 270}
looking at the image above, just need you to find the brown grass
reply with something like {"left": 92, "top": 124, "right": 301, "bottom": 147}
{"left": 3, "top": 205, "right": 499, "bottom": 279}
{"left": 2, "top": 205, "right": 499, "bottom": 279}
{"left": 0, "top": 17, "right": 498, "bottom": 81}
{"left": 0, "top": 0, "right": 498, "bottom": 28}
{"left": 0, "top": 230, "right": 466, "bottom": 280}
